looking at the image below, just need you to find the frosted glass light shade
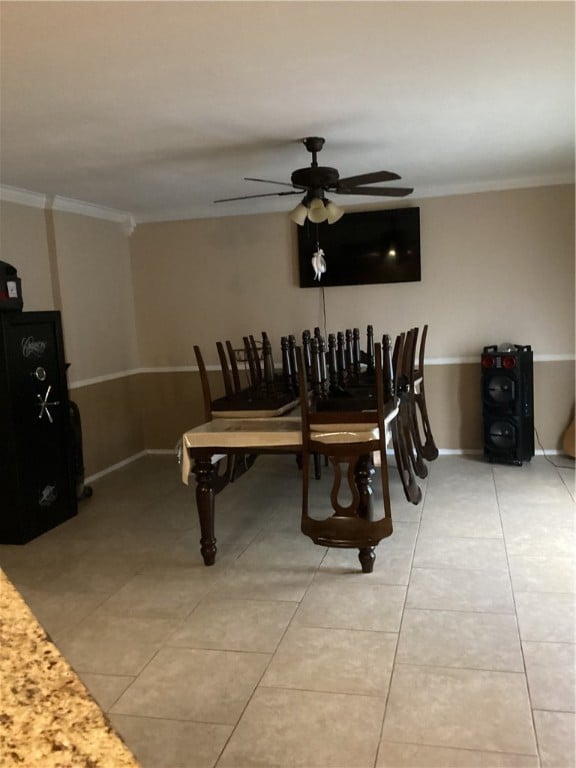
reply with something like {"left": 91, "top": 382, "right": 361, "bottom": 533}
{"left": 308, "top": 197, "right": 328, "bottom": 223}
{"left": 289, "top": 202, "right": 309, "bottom": 226}
{"left": 325, "top": 200, "right": 344, "bottom": 224}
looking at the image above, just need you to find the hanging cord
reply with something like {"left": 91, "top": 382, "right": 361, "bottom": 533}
{"left": 315, "top": 223, "right": 328, "bottom": 339}
{"left": 534, "top": 426, "right": 575, "bottom": 470}
{"left": 321, "top": 285, "right": 327, "bottom": 340}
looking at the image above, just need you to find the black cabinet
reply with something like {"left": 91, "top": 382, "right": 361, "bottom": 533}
{"left": 0, "top": 311, "right": 77, "bottom": 543}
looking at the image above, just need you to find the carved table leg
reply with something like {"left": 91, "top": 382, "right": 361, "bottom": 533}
{"left": 358, "top": 547, "right": 376, "bottom": 573}
{"left": 192, "top": 456, "right": 217, "bottom": 566}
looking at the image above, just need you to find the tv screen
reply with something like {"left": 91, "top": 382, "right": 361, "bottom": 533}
{"left": 297, "top": 207, "right": 421, "bottom": 288}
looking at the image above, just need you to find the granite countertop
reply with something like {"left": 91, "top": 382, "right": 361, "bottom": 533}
{"left": 0, "top": 568, "right": 140, "bottom": 768}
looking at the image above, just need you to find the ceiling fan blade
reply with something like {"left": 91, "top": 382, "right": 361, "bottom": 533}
{"left": 336, "top": 170, "right": 401, "bottom": 186}
{"left": 214, "top": 190, "right": 301, "bottom": 203}
{"left": 244, "top": 177, "right": 299, "bottom": 189}
{"left": 335, "top": 186, "right": 413, "bottom": 197}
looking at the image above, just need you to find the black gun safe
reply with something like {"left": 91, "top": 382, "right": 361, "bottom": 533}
{"left": 0, "top": 311, "right": 77, "bottom": 543}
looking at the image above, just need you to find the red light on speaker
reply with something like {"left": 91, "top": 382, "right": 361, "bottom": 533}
{"left": 502, "top": 356, "right": 516, "bottom": 369}
{"left": 482, "top": 356, "right": 495, "bottom": 368}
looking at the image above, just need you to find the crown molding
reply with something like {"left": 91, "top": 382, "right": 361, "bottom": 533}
{"left": 412, "top": 173, "right": 574, "bottom": 201}
{"left": 0, "top": 184, "right": 47, "bottom": 209}
{"left": 49, "top": 195, "right": 136, "bottom": 235}
{"left": 3, "top": 175, "right": 573, "bottom": 229}
{"left": 0, "top": 184, "right": 136, "bottom": 235}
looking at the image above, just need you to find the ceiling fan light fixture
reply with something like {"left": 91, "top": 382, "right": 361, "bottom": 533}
{"left": 289, "top": 201, "right": 309, "bottom": 226}
{"left": 324, "top": 199, "right": 344, "bottom": 224}
{"left": 307, "top": 197, "right": 328, "bottom": 223}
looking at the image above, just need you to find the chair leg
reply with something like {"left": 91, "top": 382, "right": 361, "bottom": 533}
{"left": 358, "top": 547, "right": 376, "bottom": 573}
{"left": 391, "top": 413, "right": 422, "bottom": 505}
{"left": 313, "top": 453, "right": 322, "bottom": 480}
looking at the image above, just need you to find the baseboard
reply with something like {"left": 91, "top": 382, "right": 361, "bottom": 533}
{"left": 86, "top": 445, "right": 568, "bottom": 484}
{"left": 85, "top": 448, "right": 175, "bottom": 483}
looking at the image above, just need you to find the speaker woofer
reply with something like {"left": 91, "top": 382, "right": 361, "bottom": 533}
{"left": 488, "top": 420, "right": 517, "bottom": 449}
{"left": 486, "top": 375, "right": 516, "bottom": 404}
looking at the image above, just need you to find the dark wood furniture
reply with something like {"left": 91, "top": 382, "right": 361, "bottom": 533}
{"left": 411, "top": 324, "right": 439, "bottom": 461}
{"left": 297, "top": 343, "right": 394, "bottom": 573}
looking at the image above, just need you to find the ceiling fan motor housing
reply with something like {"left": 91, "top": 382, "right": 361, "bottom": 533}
{"left": 291, "top": 166, "right": 340, "bottom": 189}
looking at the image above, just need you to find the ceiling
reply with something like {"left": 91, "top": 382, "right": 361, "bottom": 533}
{"left": 0, "top": 1, "right": 573, "bottom": 224}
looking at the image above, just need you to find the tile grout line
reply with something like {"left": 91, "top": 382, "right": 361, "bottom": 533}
{"left": 212, "top": 510, "right": 329, "bottom": 767}
{"left": 491, "top": 462, "right": 543, "bottom": 767}
{"left": 373, "top": 467, "right": 427, "bottom": 768}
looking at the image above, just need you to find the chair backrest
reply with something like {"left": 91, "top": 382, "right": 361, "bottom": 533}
{"left": 417, "top": 323, "right": 428, "bottom": 375}
{"left": 243, "top": 336, "right": 259, "bottom": 387}
{"left": 309, "top": 336, "right": 327, "bottom": 399}
{"left": 392, "top": 331, "right": 406, "bottom": 393}
{"left": 225, "top": 340, "right": 242, "bottom": 393}
{"left": 249, "top": 335, "right": 263, "bottom": 382}
{"left": 382, "top": 334, "right": 395, "bottom": 404}
{"left": 303, "top": 341, "right": 388, "bottom": 431}
{"left": 365, "top": 324, "right": 375, "bottom": 372}
{"left": 405, "top": 327, "right": 419, "bottom": 388}
{"left": 301, "top": 330, "right": 312, "bottom": 382}
{"left": 216, "top": 341, "right": 234, "bottom": 397}
{"left": 193, "top": 344, "right": 213, "bottom": 422}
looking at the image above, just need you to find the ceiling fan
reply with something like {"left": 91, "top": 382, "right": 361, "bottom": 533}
{"left": 214, "top": 137, "right": 413, "bottom": 225}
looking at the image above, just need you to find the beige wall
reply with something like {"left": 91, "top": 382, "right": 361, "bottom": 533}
{"left": 131, "top": 185, "right": 574, "bottom": 366}
{"left": 51, "top": 210, "right": 139, "bottom": 383}
{"left": 130, "top": 184, "right": 575, "bottom": 453}
{"left": 0, "top": 201, "right": 143, "bottom": 475}
{"left": 0, "top": 201, "right": 55, "bottom": 310}
{"left": 1, "top": 183, "right": 574, "bottom": 475}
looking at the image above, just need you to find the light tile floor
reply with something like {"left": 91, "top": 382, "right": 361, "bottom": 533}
{"left": 1, "top": 454, "right": 575, "bottom": 768}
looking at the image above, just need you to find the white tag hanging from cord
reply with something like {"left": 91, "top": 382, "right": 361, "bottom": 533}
{"left": 311, "top": 247, "right": 326, "bottom": 281}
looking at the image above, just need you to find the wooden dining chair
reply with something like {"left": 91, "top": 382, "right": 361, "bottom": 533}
{"left": 192, "top": 344, "right": 236, "bottom": 487}
{"left": 242, "top": 335, "right": 263, "bottom": 388}
{"left": 297, "top": 343, "right": 394, "bottom": 573}
{"left": 410, "top": 324, "right": 439, "bottom": 461}
{"left": 193, "top": 344, "right": 255, "bottom": 484}
{"left": 225, "top": 340, "right": 243, "bottom": 393}
{"left": 389, "top": 333, "right": 423, "bottom": 505}
{"left": 193, "top": 344, "right": 215, "bottom": 423}
{"left": 216, "top": 341, "right": 234, "bottom": 397}
{"left": 399, "top": 328, "right": 428, "bottom": 480}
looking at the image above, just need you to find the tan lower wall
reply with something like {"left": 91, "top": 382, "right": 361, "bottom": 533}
{"left": 424, "top": 359, "right": 575, "bottom": 452}
{"left": 533, "top": 360, "right": 575, "bottom": 450}
{"left": 72, "top": 359, "right": 575, "bottom": 476}
{"left": 138, "top": 369, "right": 226, "bottom": 450}
{"left": 71, "top": 376, "right": 145, "bottom": 477}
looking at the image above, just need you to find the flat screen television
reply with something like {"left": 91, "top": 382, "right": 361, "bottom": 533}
{"left": 297, "top": 206, "right": 421, "bottom": 288}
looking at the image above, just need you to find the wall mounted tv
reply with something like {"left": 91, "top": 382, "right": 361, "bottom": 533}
{"left": 297, "top": 207, "right": 421, "bottom": 288}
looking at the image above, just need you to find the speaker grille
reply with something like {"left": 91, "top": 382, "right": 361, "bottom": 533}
{"left": 488, "top": 420, "right": 517, "bottom": 449}
{"left": 485, "top": 375, "right": 516, "bottom": 405}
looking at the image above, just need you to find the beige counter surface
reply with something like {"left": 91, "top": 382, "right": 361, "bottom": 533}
{"left": 0, "top": 568, "right": 140, "bottom": 768}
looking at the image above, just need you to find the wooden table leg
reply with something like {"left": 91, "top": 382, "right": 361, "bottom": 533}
{"left": 192, "top": 456, "right": 217, "bottom": 566}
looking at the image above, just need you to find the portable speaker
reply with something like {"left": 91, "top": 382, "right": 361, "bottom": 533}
{"left": 481, "top": 344, "right": 534, "bottom": 465}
